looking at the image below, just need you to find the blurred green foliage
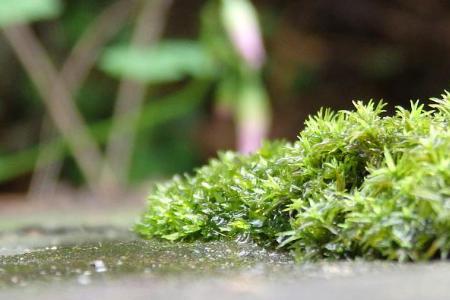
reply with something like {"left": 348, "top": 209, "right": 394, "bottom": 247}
{"left": 100, "top": 41, "right": 217, "bottom": 83}
{"left": 1, "top": 0, "right": 450, "bottom": 190}
{"left": 0, "top": 80, "right": 209, "bottom": 182}
{"left": 0, "top": 0, "right": 61, "bottom": 27}
{"left": 0, "top": 0, "right": 272, "bottom": 188}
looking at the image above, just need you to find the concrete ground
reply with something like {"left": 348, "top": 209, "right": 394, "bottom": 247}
{"left": 2, "top": 262, "right": 450, "bottom": 300}
{"left": 1, "top": 193, "right": 450, "bottom": 300}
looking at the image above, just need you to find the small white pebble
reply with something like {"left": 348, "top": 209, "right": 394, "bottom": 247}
{"left": 91, "top": 260, "right": 107, "bottom": 273}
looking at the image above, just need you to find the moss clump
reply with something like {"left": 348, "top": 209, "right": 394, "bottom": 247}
{"left": 135, "top": 92, "right": 450, "bottom": 261}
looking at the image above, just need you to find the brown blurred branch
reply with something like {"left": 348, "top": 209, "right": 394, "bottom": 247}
{"left": 3, "top": 0, "right": 170, "bottom": 195}
{"left": 61, "top": 0, "right": 138, "bottom": 94}
{"left": 27, "top": 118, "right": 61, "bottom": 201}
{"left": 27, "top": 0, "right": 138, "bottom": 198}
{"left": 101, "top": 0, "right": 173, "bottom": 188}
{"left": 2, "top": 25, "right": 104, "bottom": 192}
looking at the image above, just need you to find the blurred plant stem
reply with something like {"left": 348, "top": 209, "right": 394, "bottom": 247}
{"left": 2, "top": 25, "right": 105, "bottom": 193}
{"left": 60, "top": 0, "right": 138, "bottom": 94}
{"left": 27, "top": 118, "right": 61, "bottom": 201}
{"left": 236, "top": 71, "right": 270, "bottom": 154}
{"left": 28, "top": 0, "right": 138, "bottom": 199}
{"left": 100, "top": 0, "right": 173, "bottom": 190}
{"left": 0, "top": 81, "right": 209, "bottom": 184}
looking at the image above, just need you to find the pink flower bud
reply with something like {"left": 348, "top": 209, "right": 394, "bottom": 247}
{"left": 221, "top": 0, "right": 266, "bottom": 69}
{"left": 237, "top": 117, "right": 269, "bottom": 154}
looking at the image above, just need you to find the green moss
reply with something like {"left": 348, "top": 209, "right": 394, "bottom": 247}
{"left": 135, "top": 92, "right": 450, "bottom": 262}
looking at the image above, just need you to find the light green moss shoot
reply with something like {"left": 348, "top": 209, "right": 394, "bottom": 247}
{"left": 135, "top": 92, "right": 450, "bottom": 262}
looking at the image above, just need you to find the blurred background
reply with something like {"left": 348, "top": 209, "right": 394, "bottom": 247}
{"left": 0, "top": 0, "right": 449, "bottom": 205}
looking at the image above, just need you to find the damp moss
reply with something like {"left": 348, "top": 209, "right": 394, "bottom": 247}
{"left": 135, "top": 92, "right": 450, "bottom": 262}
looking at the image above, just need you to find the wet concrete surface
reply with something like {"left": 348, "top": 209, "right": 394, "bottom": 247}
{"left": 2, "top": 259, "right": 450, "bottom": 300}
{"left": 0, "top": 226, "right": 449, "bottom": 299}
{"left": 0, "top": 237, "right": 292, "bottom": 287}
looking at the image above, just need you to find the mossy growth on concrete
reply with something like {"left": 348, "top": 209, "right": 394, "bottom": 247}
{"left": 136, "top": 92, "right": 450, "bottom": 261}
